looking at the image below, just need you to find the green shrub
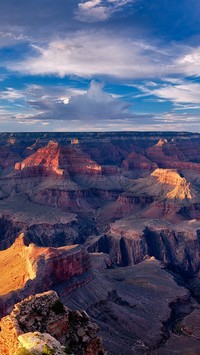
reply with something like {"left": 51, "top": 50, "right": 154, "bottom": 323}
{"left": 42, "top": 344, "right": 54, "bottom": 355}
{"left": 51, "top": 299, "right": 65, "bottom": 314}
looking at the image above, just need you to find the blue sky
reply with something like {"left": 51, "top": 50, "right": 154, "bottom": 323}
{"left": 0, "top": 0, "right": 200, "bottom": 132}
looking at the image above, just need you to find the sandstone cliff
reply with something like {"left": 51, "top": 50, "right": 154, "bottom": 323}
{"left": 0, "top": 235, "right": 92, "bottom": 318}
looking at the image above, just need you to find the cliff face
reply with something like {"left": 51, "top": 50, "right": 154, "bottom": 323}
{"left": 89, "top": 233, "right": 147, "bottom": 267}
{"left": 0, "top": 235, "right": 92, "bottom": 318}
{"left": 95, "top": 219, "right": 200, "bottom": 275}
{"left": 144, "top": 226, "right": 200, "bottom": 275}
{"left": 0, "top": 290, "right": 105, "bottom": 355}
{"left": 0, "top": 146, "right": 21, "bottom": 175}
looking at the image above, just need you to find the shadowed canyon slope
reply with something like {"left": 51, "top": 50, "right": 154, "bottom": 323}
{"left": 0, "top": 131, "right": 200, "bottom": 354}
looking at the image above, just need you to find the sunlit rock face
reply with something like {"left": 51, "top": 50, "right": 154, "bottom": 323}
{"left": 0, "top": 234, "right": 92, "bottom": 318}
{"left": 15, "top": 141, "right": 64, "bottom": 175}
{"left": 151, "top": 169, "right": 193, "bottom": 200}
{"left": 126, "top": 168, "right": 195, "bottom": 202}
{"left": 0, "top": 291, "right": 105, "bottom": 355}
{"left": 15, "top": 140, "right": 102, "bottom": 177}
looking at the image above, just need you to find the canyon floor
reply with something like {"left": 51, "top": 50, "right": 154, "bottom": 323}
{"left": 0, "top": 131, "right": 200, "bottom": 354}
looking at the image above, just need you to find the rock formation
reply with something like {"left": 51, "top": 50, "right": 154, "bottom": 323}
{"left": 15, "top": 141, "right": 102, "bottom": 177}
{"left": 0, "top": 290, "right": 105, "bottom": 355}
{"left": 0, "top": 234, "right": 92, "bottom": 318}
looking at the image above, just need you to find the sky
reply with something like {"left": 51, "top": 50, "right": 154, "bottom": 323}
{"left": 0, "top": 0, "right": 200, "bottom": 132}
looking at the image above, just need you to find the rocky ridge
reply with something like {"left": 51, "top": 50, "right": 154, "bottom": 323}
{"left": 0, "top": 290, "right": 105, "bottom": 355}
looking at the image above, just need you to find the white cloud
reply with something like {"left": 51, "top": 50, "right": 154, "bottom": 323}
{"left": 75, "top": 0, "right": 134, "bottom": 22}
{"left": 81, "top": 0, "right": 102, "bottom": 9}
{"left": 8, "top": 31, "right": 176, "bottom": 79}
{"left": 152, "top": 82, "right": 200, "bottom": 104}
{"left": 0, "top": 88, "right": 24, "bottom": 101}
{"left": 176, "top": 47, "right": 200, "bottom": 77}
{"left": 133, "top": 78, "right": 200, "bottom": 107}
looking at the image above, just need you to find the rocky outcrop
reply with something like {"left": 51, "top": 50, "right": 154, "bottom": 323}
{"left": 144, "top": 226, "right": 200, "bottom": 276}
{"left": 129, "top": 168, "right": 196, "bottom": 202}
{"left": 15, "top": 141, "right": 102, "bottom": 177}
{"left": 88, "top": 233, "right": 147, "bottom": 267}
{"left": 0, "top": 235, "right": 92, "bottom": 318}
{"left": 0, "top": 290, "right": 105, "bottom": 355}
{"left": 15, "top": 141, "right": 65, "bottom": 176}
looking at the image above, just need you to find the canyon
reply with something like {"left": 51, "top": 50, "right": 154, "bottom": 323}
{"left": 0, "top": 131, "right": 200, "bottom": 354}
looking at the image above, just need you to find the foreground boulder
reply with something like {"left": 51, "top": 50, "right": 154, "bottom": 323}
{"left": 0, "top": 290, "right": 105, "bottom": 355}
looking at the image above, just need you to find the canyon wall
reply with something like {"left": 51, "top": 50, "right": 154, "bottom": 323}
{"left": 0, "top": 236, "right": 92, "bottom": 318}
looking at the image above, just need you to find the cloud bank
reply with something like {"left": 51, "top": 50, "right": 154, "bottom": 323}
{"left": 27, "top": 81, "right": 132, "bottom": 121}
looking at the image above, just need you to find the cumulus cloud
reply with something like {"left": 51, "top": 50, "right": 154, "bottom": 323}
{"left": 27, "top": 81, "right": 132, "bottom": 121}
{"left": 1, "top": 82, "right": 199, "bottom": 132}
{"left": 5, "top": 80, "right": 197, "bottom": 133}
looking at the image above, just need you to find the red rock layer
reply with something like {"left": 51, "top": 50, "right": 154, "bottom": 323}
{"left": 15, "top": 141, "right": 102, "bottom": 177}
{"left": 0, "top": 235, "right": 92, "bottom": 318}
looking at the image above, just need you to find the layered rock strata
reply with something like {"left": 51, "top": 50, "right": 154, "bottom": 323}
{"left": 0, "top": 235, "right": 92, "bottom": 318}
